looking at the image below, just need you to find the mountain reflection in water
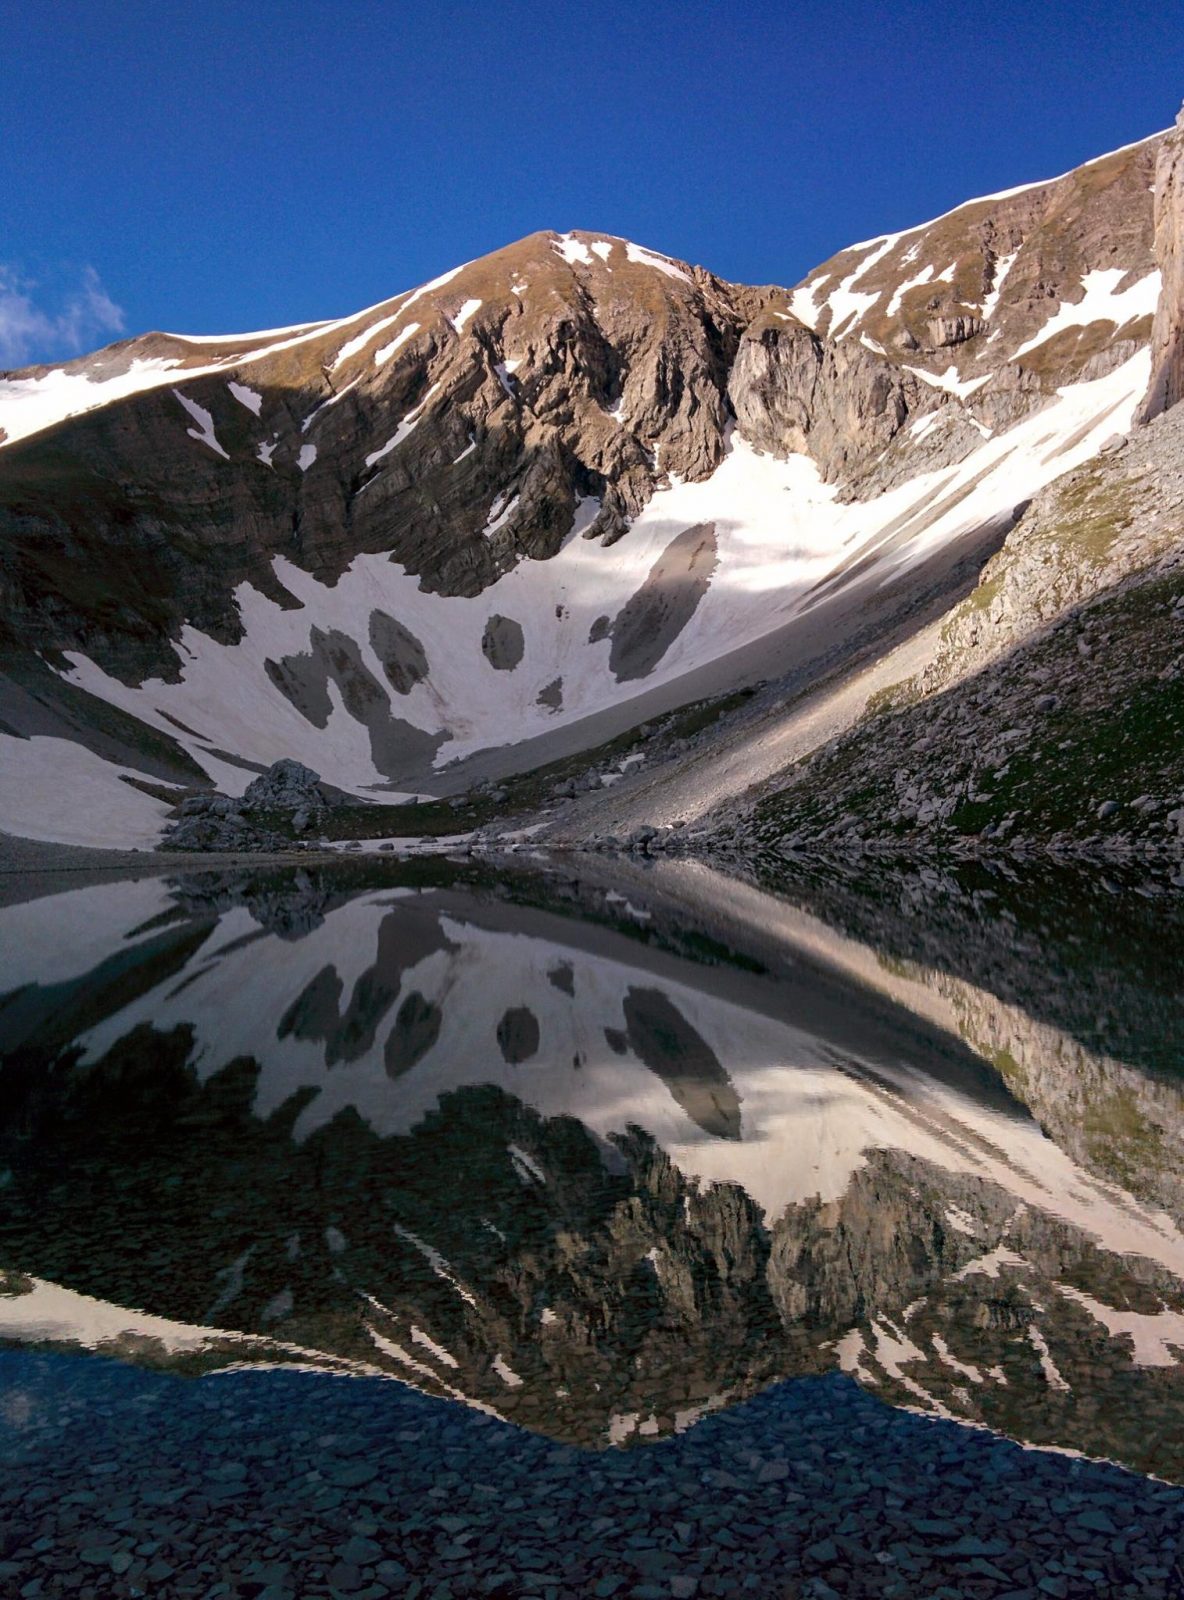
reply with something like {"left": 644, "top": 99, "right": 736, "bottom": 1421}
{"left": 1, "top": 857, "right": 1182, "bottom": 1486}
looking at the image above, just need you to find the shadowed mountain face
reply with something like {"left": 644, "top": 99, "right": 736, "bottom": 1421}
{"left": 1, "top": 861, "right": 1182, "bottom": 1479}
{"left": 0, "top": 125, "right": 1173, "bottom": 841}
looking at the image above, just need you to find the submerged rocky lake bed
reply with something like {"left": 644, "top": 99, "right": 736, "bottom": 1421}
{"left": 0, "top": 854, "right": 1181, "bottom": 1598}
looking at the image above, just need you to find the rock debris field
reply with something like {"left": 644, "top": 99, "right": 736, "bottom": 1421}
{"left": 0, "top": 1353, "right": 1180, "bottom": 1599}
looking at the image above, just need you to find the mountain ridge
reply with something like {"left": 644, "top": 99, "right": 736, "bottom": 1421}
{"left": 0, "top": 123, "right": 1179, "bottom": 851}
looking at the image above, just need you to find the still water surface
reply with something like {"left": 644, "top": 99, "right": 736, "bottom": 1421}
{"left": 0, "top": 856, "right": 1182, "bottom": 1596}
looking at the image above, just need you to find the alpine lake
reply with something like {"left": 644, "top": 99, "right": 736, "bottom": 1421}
{"left": 1, "top": 849, "right": 1182, "bottom": 1599}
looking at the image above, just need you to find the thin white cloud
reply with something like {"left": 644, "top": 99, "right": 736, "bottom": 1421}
{"left": 0, "top": 265, "right": 126, "bottom": 369}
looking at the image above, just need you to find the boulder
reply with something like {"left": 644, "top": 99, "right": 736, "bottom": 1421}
{"left": 241, "top": 760, "right": 334, "bottom": 813}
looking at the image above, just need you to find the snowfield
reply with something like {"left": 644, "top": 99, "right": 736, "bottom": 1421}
{"left": 46, "top": 349, "right": 1151, "bottom": 815}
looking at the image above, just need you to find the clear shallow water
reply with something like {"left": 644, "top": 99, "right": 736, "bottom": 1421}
{"left": 1, "top": 856, "right": 1182, "bottom": 1597}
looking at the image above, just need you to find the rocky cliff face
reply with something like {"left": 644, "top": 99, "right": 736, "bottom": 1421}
{"left": 726, "top": 313, "right": 945, "bottom": 482}
{"left": 1140, "top": 108, "right": 1184, "bottom": 421}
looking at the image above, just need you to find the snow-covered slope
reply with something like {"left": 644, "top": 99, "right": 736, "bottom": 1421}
{"left": 54, "top": 351, "right": 1149, "bottom": 801}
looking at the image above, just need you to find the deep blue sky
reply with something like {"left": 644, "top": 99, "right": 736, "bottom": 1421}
{"left": 3, "top": 0, "right": 1181, "bottom": 364}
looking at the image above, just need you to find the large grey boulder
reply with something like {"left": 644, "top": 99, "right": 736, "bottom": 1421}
{"left": 241, "top": 760, "right": 335, "bottom": 812}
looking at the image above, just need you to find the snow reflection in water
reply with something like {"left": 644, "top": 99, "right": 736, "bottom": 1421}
{"left": 0, "top": 861, "right": 1182, "bottom": 1483}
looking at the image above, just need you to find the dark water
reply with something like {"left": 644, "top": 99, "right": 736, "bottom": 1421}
{"left": 1, "top": 855, "right": 1182, "bottom": 1598}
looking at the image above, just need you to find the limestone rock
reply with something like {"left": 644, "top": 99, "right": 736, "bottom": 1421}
{"left": 728, "top": 315, "right": 943, "bottom": 481}
{"left": 241, "top": 759, "right": 335, "bottom": 811}
{"left": 1139, "top": 106, "right": 1184, "bottom": 422}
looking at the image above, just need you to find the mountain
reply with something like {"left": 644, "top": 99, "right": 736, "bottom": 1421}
{"left": 0, "top": 125, "right": 1176, "bottom": 850}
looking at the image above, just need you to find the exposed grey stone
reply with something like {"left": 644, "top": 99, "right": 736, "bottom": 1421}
{"left": 536, "top": 676, "right": 563, "bottom": 712}
{"left": 242, "top": 760, "right": 333, "bottom": 812}
{"left": 369, "top": 610, "right": 430, "bottom": 695}
{"left": 481, "top": 615, "right": 526, "bottom": 671}
{"left": 607, "top": 525, "right": 718, "bottom": 683}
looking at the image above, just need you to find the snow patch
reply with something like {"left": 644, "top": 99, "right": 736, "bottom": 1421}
{"left": 953, "top": 1245, "right": 1028, "bottom": 1280}
{"left": 1057, "top": 1284, "right": 1184, "bottom": 1367}
{"left": 0, "top": 359, "right": 184, "bottom": 448}
{"left": 1010, "top": 268, "right": 1160, "bottom": 362}
{"left": 608, "top": 1412, "right": 638, "bottom": 1445}
{"left": 333, "top": 312, "right": 402, "bottom": 369}
{"left": 364, "top": 382, "right": 440, "bottom": 467}
{"left": 1028, "top": 1324, "right": 1071, "bottom": 1391}
{"left": 392, "top": 1225, "right": 478, "bottom": 1308}
{"left": 904, "top": 364, "right": 992, "bottom": 399}
{"left": 625, "top": 241, "right": 690, "bottom": 282}
{"left": 372, "top": 322, "right": 420, "bottom": 367}
{"left": 173, "top": 390, "right": 228, "bottom": 457}
{"left": 818, "top": 236, "right": 903, "bottom": 337}
{"left": 980, "top": 251, "right": 1019, "bottom": 321}
{"left": 0, "top": 735, "right": 172, "bottom": 848}
{"left": 410, "top": 1325, "right": 459, "bottom": 1368}
{"left": 448, "top": 299, "right": 482, "bottom": 334}
{"left": 931, "top": 1333, "right": 985, "bottom": 1384}
{"left": 508, "top": 1143, "right": 547, "bottom": 1184}
{"left": 301, "top": 376, "right": 361, "bottom": 433}
{"left": 492, "top": 1353, "right": 523, "bottom": 1388}
{"left": 886, "top": 263, "right": 940, "bottom": 318}
{"left": 482, "top": 492, "right": 520, "bottom": 537}
{"left": 944, "top": 1204, "right": 978, "bottom": 1237}
{"left": 227, "top": 381, "right": 262, "bottom": 415}
{"left": 788, "top": 281, "right": 824, "bottom": 330}
{"left": 553, "top": 233, "right": 592, "bottom": 265}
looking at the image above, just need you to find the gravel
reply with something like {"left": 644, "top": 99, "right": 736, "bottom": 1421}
{"left": 0, "top": 1353, "right": 1180, "bottom": 1598}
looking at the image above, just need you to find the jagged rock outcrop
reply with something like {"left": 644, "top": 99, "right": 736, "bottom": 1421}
{"left": 1140, "top": 106, "right": 1184, "bottom": 421}
{"left": 161, "top": 759, "right": 341, "bottom": 849}
{"left": 727, "top": 313, "right": 944, "bottom": 481}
